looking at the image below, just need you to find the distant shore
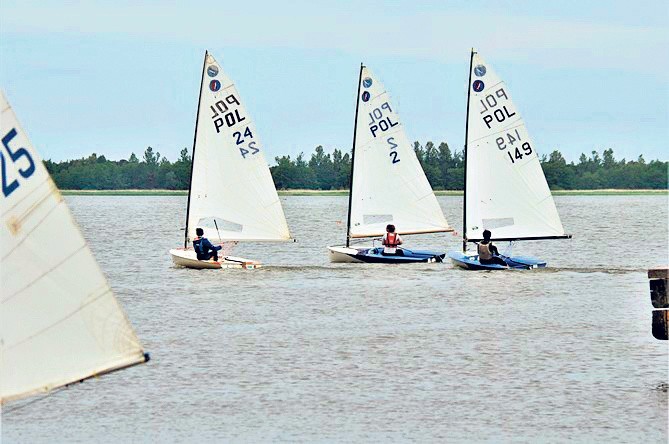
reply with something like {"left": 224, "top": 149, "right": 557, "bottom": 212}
{"left": 59, "top": 189, "right": 668, "bottom": 196}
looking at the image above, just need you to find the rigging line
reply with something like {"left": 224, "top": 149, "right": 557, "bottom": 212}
{"left": 0, "top": 176, "right": 52, "bottom": 218}
{"left": 1, "top": 194, "right": 63, "bottom": 262}
{"left": 4, "top": 284, "right": 111, "bottom": 351}
{"left": 1, "top": 243, "right": 87, "bottom": 304}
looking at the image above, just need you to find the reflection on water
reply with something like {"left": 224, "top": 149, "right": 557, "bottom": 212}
{"left": 2, "top": 195, "right": 667, "bottom": 442}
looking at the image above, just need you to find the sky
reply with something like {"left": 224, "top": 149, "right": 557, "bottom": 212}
{"left": 1, "top": 0, "right": 667, "bottom": 163}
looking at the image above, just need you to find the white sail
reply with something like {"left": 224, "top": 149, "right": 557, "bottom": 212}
{"left": 465, "top": 52, "right": 566, "bottom": 241}
{"left": 349, "top": 66, "right": 451, "bottom": 238}
{"left": 0, "top": 91, "right": 147, "bottom": 404}
{"left": 186, "top": 52, "right": 291, "bottom": 243}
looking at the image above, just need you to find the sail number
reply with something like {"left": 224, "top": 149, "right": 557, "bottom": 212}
{"left": 1, "top": 128, "right": 36, "bottom": 198}
{"left": 479, "top": 87, "right": 517, "bottom": 129}
{"left": 387, "top": 137, "right": 400, "bottom": 164}
{"left": 232, "top": 126, "right": 260, "bottom": 159}
{"left": 210, "top": 94, "right": 247, "bottom": 133}
{"left": 367, "top": 102, "right": 399, "bottom": 138}
{"left": 496, "top": 129, "right": 533, "bottom": 164}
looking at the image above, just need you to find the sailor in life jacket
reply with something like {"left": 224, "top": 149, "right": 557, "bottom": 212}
{"left": 193, "top": 227, "right": 223, "bottom": 261}
{"left": 382, "top": 224, "right": 404, "bottom": 255}
{"left": 477, "top": 229, "right": 507, "bottom": 266}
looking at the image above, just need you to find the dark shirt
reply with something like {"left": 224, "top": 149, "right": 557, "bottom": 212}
{"left": 193, "top": 236, "right": 222, "bottom": 260}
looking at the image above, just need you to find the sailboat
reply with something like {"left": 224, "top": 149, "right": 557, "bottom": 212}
{"left": 328, "top": 64, "right": 453, "bottom": 263}
{"left": 0, "top": 91, "right": 149, "bottom": 404}
{"left": 170, "top": 51, "right": 291, "bottom": 270}
{"left": 449, "top": 50, "right": 571, "bottom": 270}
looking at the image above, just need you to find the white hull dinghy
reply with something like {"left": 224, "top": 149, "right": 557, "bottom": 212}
{"left": 169, "top": 248, "right": 260, "bottom": 270}
{"left": 170, "top": 51, "right": 292, "bottom": 270}
{"left": 448, "top": 49, "right": 571, "bottom": 270}
{"left": 328, "top": 64, "right": 453, "bottom": 263}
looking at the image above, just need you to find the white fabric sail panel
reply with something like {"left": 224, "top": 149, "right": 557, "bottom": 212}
{"left": 187, "top": 53, "right": 290, "bottom": 243}
{"left": 465, "top": 53, "right": 566, "bottom": 240}
{"left": 349, "top": 66, "right": 451, "bottom": 238}
{"left": 0, "top": 91, "right": 146, "bottom": 404}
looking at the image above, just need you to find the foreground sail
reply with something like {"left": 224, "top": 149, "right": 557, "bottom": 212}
{"left": 450, "top": 50, "right": 570, "bottom": 270}
{"left": 328, "top": 65, "right": 452, "bottom": 264}
{"left": 170, "top": 51, "right": 291, "bottom": 269}
{"left": 0, "top": 91, "right": 148, "bottom": 404}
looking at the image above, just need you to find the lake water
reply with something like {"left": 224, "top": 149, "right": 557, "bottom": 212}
{"left": 2, "top": 195, "right": 668, "bottom": 443}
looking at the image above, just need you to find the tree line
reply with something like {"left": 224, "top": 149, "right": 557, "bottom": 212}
{"left": 44, "top": 143, "right": 667, "bottom": 190}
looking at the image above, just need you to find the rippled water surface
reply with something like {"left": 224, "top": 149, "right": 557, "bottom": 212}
{"left": 2, "top": 195, "right": 668, "bottom": 443}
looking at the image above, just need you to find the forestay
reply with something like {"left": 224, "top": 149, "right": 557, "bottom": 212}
{"left": 186, "top": 52, "right": 290, "bottom": 243}
{"left": 0, "top": 91, "right": 146, "bottom": 404}
{"left": 465, "top": 52, "right": 566, "bottom": 241}
{"left": 349, "top": 66, "right": 451, "bottom": 238}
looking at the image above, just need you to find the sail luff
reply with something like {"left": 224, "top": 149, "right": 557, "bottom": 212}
{"left": 463, "top": 48, "right": 476, "bottom": 252}
{"left": 346, "top": 63, "right": 365, "bottom": 247}
{"left": 184, "top": 50, "right": 208, "bottom": 248}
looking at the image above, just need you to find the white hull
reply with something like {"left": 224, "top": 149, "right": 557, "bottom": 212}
{"left": 169, "top": 248, "right": 261, "bottom": 270}
{"left": 327, "top": 246, "right": 365, "bottom": 263}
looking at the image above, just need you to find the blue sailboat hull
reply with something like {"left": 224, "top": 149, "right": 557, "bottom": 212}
{"left": 329, "top": 246, "right": 445, "bottom": 264}
{"left": 448, "top": 251, "right": 546, "bottom": 270}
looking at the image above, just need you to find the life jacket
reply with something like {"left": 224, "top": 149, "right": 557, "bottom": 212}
{"left": 478, "top": 242, "right": 492, "bottom": 260}
{"left": 385, "top": 232, "right": 400, "bottom": 247}
{"left": 193, "top": 237, "right": 205, "bottom": 256}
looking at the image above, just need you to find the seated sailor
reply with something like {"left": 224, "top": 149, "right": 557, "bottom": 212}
{"left": 381, "top": 224, "right": 404, "bottom": 256}
{"left": 477, "top": 229, "right": 507, "bottom": 266}
{"left": 193, "top": 227, "right": 222, "bottom": 261}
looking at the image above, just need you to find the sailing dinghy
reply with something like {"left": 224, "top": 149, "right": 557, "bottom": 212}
{"left": 328, "top": 65, "right": 453, "bottom": 263}
{"left": 1, "top": 91, "right": 148, "bottom": 404}
{"left": 448, "top": 50, "right": 571, "bottom": 270}
{"left": 170, "top": 52, "right": 291, "bottom": 270}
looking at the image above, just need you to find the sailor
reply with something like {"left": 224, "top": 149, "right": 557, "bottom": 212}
{"left": 193, "top": 227, "right": 222, "bottom": 261}
{"left": 382, "top": 224, "right": 404, "bottom": 256}
{"left": 477, "top": 229, "right": 507, "bottom": 266}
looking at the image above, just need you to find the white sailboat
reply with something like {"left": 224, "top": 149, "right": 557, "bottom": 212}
{"left": 449, "top": 49, "right": 571, "bottom": 270}
{"left": 170, "top": 51, "right": 291, "bottom": 269}
{"left": 328, "top": 64, "right": 453, "bottom": 263}
{"left": 0, "top": 91, "right": 148, "bottom": 404}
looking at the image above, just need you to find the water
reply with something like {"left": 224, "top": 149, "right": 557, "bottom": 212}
{"left": 2, "top": 195, "right": 668, "bottom": 443}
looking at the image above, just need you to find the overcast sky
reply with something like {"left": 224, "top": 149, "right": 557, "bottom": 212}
{"left": 1, "top": 0, "right": 667, "bottom": 163}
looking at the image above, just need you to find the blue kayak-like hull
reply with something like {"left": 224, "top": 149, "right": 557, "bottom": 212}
{"left": 448, "top": 251, "right": 547, "bottom": 270}
{"left": 329, "top": 246, "right": 445, "bottom": 264}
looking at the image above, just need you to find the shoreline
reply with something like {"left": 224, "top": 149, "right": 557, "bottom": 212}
{"left": 59, "top": 189, "right": 669, "bottom": 196}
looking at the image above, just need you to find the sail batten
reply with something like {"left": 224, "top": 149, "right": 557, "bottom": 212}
{"left": 185, "top": 53, "right": 291, "bottom": 244}
{"left": 464, "top": 53, "right": 567, "bottom": 241}
{"left": 0, "top": 90, "right": 147, "bottom": 404}
{"left": 347, "top": 67, "right": 452, "bottom": 239}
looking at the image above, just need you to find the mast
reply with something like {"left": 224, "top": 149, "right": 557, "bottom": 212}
{"left": 184, "top": 50, "right": 208, "bottom": 248}
{"left": 462, "top": 48, "right": 475, "bottom": 252}
{"left": 345, "top": 63, "right": 364, "bottom": 247}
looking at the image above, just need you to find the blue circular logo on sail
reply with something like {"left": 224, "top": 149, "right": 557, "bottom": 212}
{"left": 472, "top": 80, "right": 485, "bottom": 92}
{"left": 361, "top": 91, "right": 371, "bottom": 102}
{"left": 363, "top": 77, "right": 373, "bottom": 88}
{"left": 207, "top": 65, "right": 219, "bottom": 77}
{"left": 209, "top": 79, "right": 221, "bottom": 92}
{"left": 474, "top": 65, "right": 486, "bottom": 77}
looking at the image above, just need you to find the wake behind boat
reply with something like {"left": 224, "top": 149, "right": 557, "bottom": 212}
{"left": 170, "top": 51, "right": 292, "bottom": 270}
{"left": 449, "top": 49, "right": 571, "bottom": 271}
{"left": 328, "top": 64, "right": 452, "bottom": 264}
